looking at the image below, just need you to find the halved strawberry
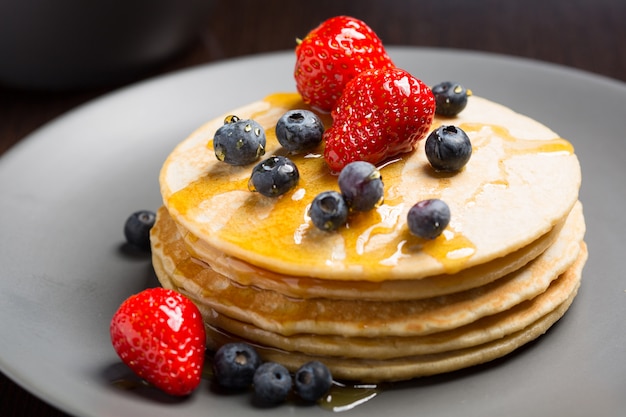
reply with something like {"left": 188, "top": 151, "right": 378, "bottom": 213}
{"left": 323, "top": 67, "right": 436, "bottom": 172}
{"left": 294, "top": 16, "right": 394, "bottom": 112}
{"left": 110, "top": 287, "right": 206, "bottom": 396}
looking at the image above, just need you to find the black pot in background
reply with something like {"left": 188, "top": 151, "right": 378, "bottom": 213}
{"left": 0, "top": 0, "right": 215, "bottom": 90}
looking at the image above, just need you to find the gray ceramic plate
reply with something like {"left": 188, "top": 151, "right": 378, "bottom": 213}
{"left": 1, "top": 48, "right": 625, "bottom": 417}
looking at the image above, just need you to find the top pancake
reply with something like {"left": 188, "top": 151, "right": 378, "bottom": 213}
{"left": 160, "top": 92, "right": 581, "bottom": 281}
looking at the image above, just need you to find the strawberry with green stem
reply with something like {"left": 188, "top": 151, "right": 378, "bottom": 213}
{"left": 294, "top": 16, "right": 394, "bottom": 112}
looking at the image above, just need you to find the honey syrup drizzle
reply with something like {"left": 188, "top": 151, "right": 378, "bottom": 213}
{"left": 456, "top": 121, "right": 574, "bottom": 214}
{"left": 320, "top": 381, "right": 381, "bottom": 412}
{"left": 167, "top": 93, "right": 574, "bottom": 275}
{"left": 459, "top": 122, "right": 574, "bottom": 155}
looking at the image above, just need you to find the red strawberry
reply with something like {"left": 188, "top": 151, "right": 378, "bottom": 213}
{"left": 294, "top": 16, "right": 394, "bottom": 112}
{"left": 110, "top": 287, "right": 206, "bottom": 396}
{"left": 323, "top": 67, "right": 436, "bottom": 172}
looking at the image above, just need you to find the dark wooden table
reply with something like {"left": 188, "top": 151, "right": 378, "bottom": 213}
{"left": 1, "top": 0, "right": 624, "bottom": 415}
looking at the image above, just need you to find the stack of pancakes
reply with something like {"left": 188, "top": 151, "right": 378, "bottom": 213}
{"left": 151, "top": 92, "right": 586, "bottom": 382}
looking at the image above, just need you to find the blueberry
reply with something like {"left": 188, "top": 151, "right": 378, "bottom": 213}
{"left": 338, "top": 161, "right": 384, "bottom": 212}
{"left": 425, "top": 125, "right": 472, "bottom": 172}
{"left": 213, "top": 342, "right": 262, "bottom": 390}
{"left": 213, "top": 115, "right": 266, "bottom": 165}
{"left": 407, "top": 199, "right": 451, "bottom": 239}
{"left": 253, "top": 362, "right": 292, "bottom": 404}
{"left": 275, "top": 109, "right": 324, "bottom": 153}
{"left": 309, "top": 191, "right": 349, "bottom": 232}
{"left": 123, "top": 210, "right": 156, "bottom": 250}
{"left": 432, "top": 81, "right": 472, "bottom": 117}
{"left": 248, "top": 155, "right": 300, "bottom": 197}
{"left": 294, "top": 361, "right": 332, "bottom": 402}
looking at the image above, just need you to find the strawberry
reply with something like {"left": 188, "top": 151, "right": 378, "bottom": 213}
{"left": 323, "top": 67, "right": 436, "bottom": 172}
{"left": 294, "top": 16, "right": 394, "bottom": 112}
{"left": 110, "top": 287, "right": 206, "bottom": 396}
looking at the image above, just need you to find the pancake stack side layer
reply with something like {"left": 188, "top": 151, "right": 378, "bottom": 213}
{"left": 151, "top": 92, "right": 586, "bottom": 382}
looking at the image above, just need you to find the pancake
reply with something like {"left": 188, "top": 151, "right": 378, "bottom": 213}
{"left": 160, "top": 244, "right": 583, "bottom": 359}
{"left": 159, "top": 245, "right": 587, "bottom": 382}
{"left": 151, "top": 202, "right": 584, "bottom": 338}
{"left": 160, "top": 93, "right": 581, "bottom": 281}
{"left": 152, "top": 90, "right": 586, "bottom": 382}
{"left": 235, "top": 274, "right": 582, "bottom": 383}
{"left": 178, "top": 212, "right": 565, "bottom": 301}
